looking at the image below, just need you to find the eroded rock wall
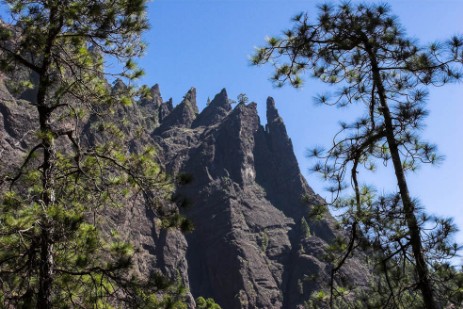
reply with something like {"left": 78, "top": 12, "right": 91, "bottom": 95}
{"left": 0, "top": 78, "right": 368, "bottom": 308}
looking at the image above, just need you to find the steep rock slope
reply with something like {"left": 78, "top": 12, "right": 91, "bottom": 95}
{"left": 150, "top": 87, "right": 368, "bottom": 308}
{"left": 0, "top": 77, "right": 368, "bottom": 308}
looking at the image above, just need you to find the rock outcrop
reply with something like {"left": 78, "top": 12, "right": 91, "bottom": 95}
{"left": 192, "top": 88, "right": 231, "bottom": 128}
{"left": 0, "top": 78, "right": 368, "bottom": 308}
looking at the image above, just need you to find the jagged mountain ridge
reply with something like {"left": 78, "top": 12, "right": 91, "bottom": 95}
{"left": 0, "top": 77, "right": 368, "bottom": 308}
{"left": 132, "top": 84, "right": 368, "bottom": 308}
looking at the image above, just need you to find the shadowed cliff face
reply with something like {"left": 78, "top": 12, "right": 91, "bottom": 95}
{"left": 0, "top": 78, "right": 368, "bottom": 308}
{"left": 149, "top": 87, "right": 368, "bottom": 308}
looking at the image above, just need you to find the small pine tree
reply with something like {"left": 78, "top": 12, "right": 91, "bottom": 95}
{"left": 237, "top": 93, "right": 249, "bottom": 104}
{"left": 196, "top": 296, "right": 222, "bottom": 309}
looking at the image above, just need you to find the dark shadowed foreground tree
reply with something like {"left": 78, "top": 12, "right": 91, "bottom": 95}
{"left": 253, "top": 3, "right": 463, "bottom": 308}
{"left": 0, "top": 0, "right": 186, "bottom": 307}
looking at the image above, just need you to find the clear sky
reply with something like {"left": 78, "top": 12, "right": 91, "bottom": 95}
{"left": 1, "top": 1, "right": 461, "bottom": 256}
{"left": 139, "top": 0, "right": 463, "bottom": 251}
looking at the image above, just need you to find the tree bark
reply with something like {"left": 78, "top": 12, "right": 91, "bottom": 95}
{"left": 37, "top": 225, "right": 54, "bottom": 309}
{"left": 36, "top": 80, "right": 55, "bottom": 309}
{"left": 366, "top": 45, "right": 437, "bottom": 309}
{"left": 36, "top": 3, "right": 61, "bottom": 306}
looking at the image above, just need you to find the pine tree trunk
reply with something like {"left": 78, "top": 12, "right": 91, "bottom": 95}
{"left": 37, "top": 225, "right": 54, "bottom": 309}
{"left": 36, "top": 65, "right": 55, "bottom": 309}
{"left": 36, "top": 103, "right": 55, "bottom": 308}
{"left": 367, "top": 47, "right": 437, "bottom": 309}
{"left": 36, "top": 114, "right": 55, "bottom": 308}
{"left": 35, "top": 4, "right": 62, "bottom": 306}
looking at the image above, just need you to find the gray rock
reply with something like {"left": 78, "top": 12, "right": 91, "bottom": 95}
{"left": 192, "top": 88, "right": 231, "bottom": 128}
{"left": 138, "top": 84, "right": 164, "bottom": 130}
{"left": 150, "top": 90, "right": 368, "bottom": 308}
{"left": 155, "top": 88, "right": 198, "bottom": 135}
{"left": 111, "top": 78, "right": 128, "bottom": 95}
{"left": 0, "top": 80, "right": 369, "bottom": 308}
{"left": 158, "top": 98, "right": 174, "bottom": 122}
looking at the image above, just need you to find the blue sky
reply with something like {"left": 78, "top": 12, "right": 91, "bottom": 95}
{"left": 139, "top": 0, "right": 463, "bottom": 250}
{"left": 0, "top": 1, "right": 461, "bottom": 254}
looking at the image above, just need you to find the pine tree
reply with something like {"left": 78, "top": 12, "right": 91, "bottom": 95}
{"left": 0, "top": 1, "right": 185, "bottom": 307}
{"left": 237, "top": 93, "right": 249, "bottom": 104}
{"left": 253, "top": 3, "right": 462, "bottom": 308}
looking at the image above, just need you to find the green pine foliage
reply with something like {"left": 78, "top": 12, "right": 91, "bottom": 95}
{"left": 0, "top": 0, "right": 187, "bottom": 307}
{"left": 237, "top": 93, "right": 249, "bottom": 105}
{"left": 253, "top": 2, "right": 463, "bottom": 308}
{"left": 196, "top": 297, "right": 222, "bottom": 309}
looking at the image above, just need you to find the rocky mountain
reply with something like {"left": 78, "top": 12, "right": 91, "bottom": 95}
{"left": 0, "top": 76, "right": 368, "bottom": 308}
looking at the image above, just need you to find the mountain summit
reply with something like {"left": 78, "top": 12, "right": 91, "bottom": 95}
{"left": 0, "top": 80, "right": 368, "bottom": 308}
